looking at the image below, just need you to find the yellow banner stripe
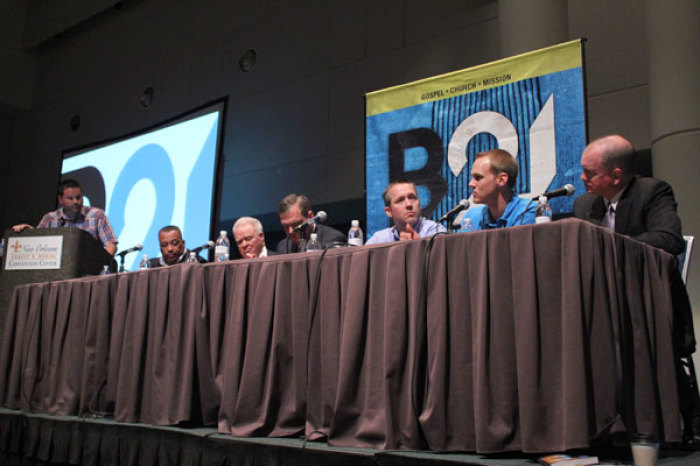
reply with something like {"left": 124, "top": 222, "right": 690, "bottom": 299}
{"left": 366, "top": 39, "right": 583, "bottom": 117}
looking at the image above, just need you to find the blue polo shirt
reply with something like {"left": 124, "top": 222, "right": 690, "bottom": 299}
{"left": 460, "top": 196, "right": 536, "bottom": 231}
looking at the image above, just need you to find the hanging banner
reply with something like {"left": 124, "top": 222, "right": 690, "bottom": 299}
{"left": 365, "top": 39, "right": 587, "bottom": 236}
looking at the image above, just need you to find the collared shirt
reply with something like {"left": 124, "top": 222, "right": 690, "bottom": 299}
{"left": 460, "top": 196, "right": 537, "bottom": 231}
{"left": 37, "top": 206, "right": 118, "bottom": 248}
{"left": 157, "top": 252, "right": 187, "bottom": 267}
{"left": 601, "top": 182, "right": 629, "bottom": 232}
{"left": 259, "top": 246, "right": 269, "bottom": 257}
{"left": 604, "top": 181, "right": 629, "bottom": 212}
{"left": 150, "top": 248, "right": 208, "bottom": 267}
{"left": 365, "top": 217, "right": 446, "bottom": 245}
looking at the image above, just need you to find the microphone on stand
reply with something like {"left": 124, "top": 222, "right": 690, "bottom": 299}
{"left": 292, "top": 211, "right": 328, "bottom": 232}
{"left": 531, "top": 184, "right": 575, "bottom": 201}
{"left": 438, "top": 199, "right": 470, "bottom": 223}
{"left": 116, "top": 243, "right": 143, "bottom": 257}
{"left": 191, "top": 240, "right": 215, "bottom": 253}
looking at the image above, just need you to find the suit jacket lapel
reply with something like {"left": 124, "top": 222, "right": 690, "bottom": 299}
{"left": 613, "top": 176, "right": 636, "bottom": 235}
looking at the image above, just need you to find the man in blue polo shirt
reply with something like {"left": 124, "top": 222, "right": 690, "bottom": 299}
{"left": 460, "top": 149, "right": 536, "bottom": 230}
{"left": 365, "top": 180, "right": 445, "bottom": 245}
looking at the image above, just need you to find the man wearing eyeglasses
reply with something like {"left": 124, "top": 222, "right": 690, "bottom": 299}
{"left": 574, "top": 134, "right": 684, "bottom": 255}
{"left": 575, "top": 134, "right": 697, "bottom": 445}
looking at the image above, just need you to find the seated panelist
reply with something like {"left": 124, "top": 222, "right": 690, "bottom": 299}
{"left": 574, "top": 134, "right": 684, "bottom": 255}
{"left": 233, "top": 216, "right": 276, "bottom": 258}
{"left": 365, "top": 180, "right": 445, "bottom": 245}
{"left": 276, "top": 193, "right": 346, "bottom": 253}
{"left": 574, "top": 134, "right": 697, "bottom": 444}
{"left": 148, "top": 225, "right": 206, "bottom": 267}
{"left": 460, "top": 149, "right": 537, "bottom": 230}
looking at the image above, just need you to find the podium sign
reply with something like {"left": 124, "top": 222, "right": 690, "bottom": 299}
{"left": 4, "top": 236, "right": 63, "bottom": 270}
{"left": 0, "top": 227, "right": 114, "bottom": 341}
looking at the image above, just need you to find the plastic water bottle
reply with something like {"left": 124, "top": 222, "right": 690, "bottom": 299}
{"left": 215, "top": 230, "right": 230, "bottom": 261}
{"left": 348, "top": 220, "right": 363, "bottom": 246}
{"left": 99, "top": 265, "right": 111, "bottom": 276}
{"left": 535, "top": 196, "right": 552, "bottom": 223}
{"left": 0, "top": 238, "right": 4, "bottom": 259}
{"left": 139, "top": 254, "right": 149, "bottom": 269}
{"left": 186, "top": 251, "right": 198, "bottom": 263}
{"left": 306, "top": 233, "right": 321, "bottom": 251}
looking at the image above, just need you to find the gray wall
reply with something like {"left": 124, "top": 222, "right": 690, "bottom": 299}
{"left": 1, "top": 1, "right": 698, "bottom": 327}
{"left": 0, "top": 0, "right": 501, "bottom": 233}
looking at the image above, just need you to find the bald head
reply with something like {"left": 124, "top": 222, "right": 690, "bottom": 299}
{"left": 580, "top": 134, "right": 635, "bottom": 200}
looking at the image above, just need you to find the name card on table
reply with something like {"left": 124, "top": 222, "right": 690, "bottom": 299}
{"left": 4, "top": 236, "right": 63, "bottom": 270}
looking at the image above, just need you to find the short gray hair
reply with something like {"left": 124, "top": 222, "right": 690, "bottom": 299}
{"left": 232, "top": 216, "right": 264, "bottom": 234}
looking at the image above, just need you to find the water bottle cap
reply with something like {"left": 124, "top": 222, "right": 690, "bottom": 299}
{"left": 143, "top": 254, "right": 148, "bottom": 259}
{"left": 538, "top": 195, "right": 547, "bottom": 203}
{"left": 310, "top": 233, "right": 318, "bottom": 240}
{"left": 351, "top": 220, "right": 359, "bottom": 227}
{"left": 220, "top": 230, "right": 227, "bottom": 236}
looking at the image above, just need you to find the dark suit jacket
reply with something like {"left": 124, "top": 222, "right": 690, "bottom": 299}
{"left": 276, "top": 223, "right": 347, "bottom": 254}
{"left": 575, "top": 176, "right": 694, "bottom": 355}
{"left": 573, "top": 176, "right": 684, "bottom": 255}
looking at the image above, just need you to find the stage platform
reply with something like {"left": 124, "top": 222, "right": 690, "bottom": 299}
{"left": 1, "top": 409, "right": 699, "bottom": 466}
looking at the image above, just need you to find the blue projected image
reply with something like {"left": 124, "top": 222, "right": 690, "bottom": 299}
{"left": 61, "top": 102, "right": 224, "bottom": 270}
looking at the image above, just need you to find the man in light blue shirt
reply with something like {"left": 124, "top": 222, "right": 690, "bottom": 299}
{"left": 365, "top": 181, "right": 446, "bottom": 245}
{"left": 460, "top": 149, "right": 536, "bottom": 230}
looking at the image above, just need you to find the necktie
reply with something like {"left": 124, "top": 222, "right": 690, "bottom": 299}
{"left": 602, "top": 204, "right": 615, "bottom": 232}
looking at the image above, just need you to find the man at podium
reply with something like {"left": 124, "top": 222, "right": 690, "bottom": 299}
{"left": 11, "top": 179, "right": 118, "bottom": 255}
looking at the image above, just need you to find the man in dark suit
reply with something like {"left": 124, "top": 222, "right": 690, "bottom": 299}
{"left": 276, "top": 193, "right": 346, "bottom": 254}
{"left": 574, "top": 134, "right": 697, "bottom": 446}
{"left": 574, "top": 134, "right": 684, "bottom": 255}
{"left": 148, "top": 225, "right": 206, "bottom": 267}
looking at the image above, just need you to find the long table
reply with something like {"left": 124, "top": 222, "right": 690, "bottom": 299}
{"left": 0, "top": 219, "right": 682, "bottom": 453}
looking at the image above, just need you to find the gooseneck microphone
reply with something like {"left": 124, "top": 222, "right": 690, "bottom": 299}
{"left": 531, "top": 184, "right": 575, "bottom": 201}
{"left": 191, "top": 240, "right": 215, "bottom": 253}
{"left": 116, "top": 243, "right": 143, "bottom": 257}
{"left": 292, "top": 211, "right": 328, "bottom": 232}
{"left": 438, "top": 199, "right": 470, "bottom": 223}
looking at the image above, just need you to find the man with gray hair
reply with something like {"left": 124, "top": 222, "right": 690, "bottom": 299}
{"left": 233, "top": 216, "right": 275, "bottom": 258}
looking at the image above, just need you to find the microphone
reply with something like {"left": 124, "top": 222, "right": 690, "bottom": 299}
{"left": 292, "top": 211, "right": 328, "bottom": 232}
{"left": 438, "top": 199, "right": 470, "bottom": 223}
{"left": 191, "top": 240, "right": 215, "bottom": 253}
{"left": 116, "top": 243, "right": 142, "bottom": 257}
{"left": 532, "top": 184, "right": 575, "bottom": 201}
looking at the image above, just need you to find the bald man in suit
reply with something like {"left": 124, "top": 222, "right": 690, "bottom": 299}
{"left": 574, "top": 134, "right": 697, "bottom": 445}
{"left": 574, "top": 134, "right": 684, "bottom": 255}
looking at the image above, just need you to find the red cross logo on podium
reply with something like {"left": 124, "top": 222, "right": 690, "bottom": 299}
{"left": 10, "top": 240, "right": 22, "bottom": 253}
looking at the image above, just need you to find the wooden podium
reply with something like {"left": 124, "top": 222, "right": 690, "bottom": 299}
{"left": 0, "top": 228, "right": 113, "bottom": 339}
